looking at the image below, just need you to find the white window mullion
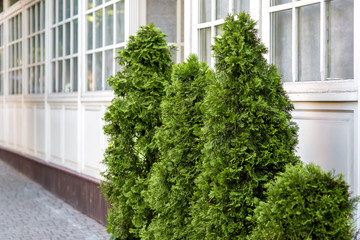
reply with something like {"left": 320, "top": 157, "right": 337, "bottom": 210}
{"left": 291, "top": 2, "right": 298, "bottom": 82}
{"left": 319, "top": 0, "right": 326, "bottom": 81}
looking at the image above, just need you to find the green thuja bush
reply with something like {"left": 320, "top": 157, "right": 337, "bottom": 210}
{"left": 101, "top": 24, "right": 174, "bottom": 240}
{"left": 190, "top": 12, "right": 299, "bottom": 239}
{"left": 250, "top": 163, "right": 358, "bottom": 240}
{"left": 143, "top": 54, "right": 213, "bottom": 239}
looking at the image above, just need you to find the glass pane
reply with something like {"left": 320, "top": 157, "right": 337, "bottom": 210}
{"left": 65, "top": 59, "right": 71, "bottom": 92}
{"left": 58, "top": 25, "right": 63, "bottom": 57}
{"left": 28, "top": 38, "right": 32, "bottom": 64}
{"left": 52, "top": 29, "right": 56, "bottom": 58}
{"left": 74, "top": 0, "right": 78, "bottom": 16}
{"left": 59, "top": 0, "right": 63, "bottom": 22}
{"left": 73, "top": 57, "right": 78, "bottom": 92}
{"left": 41, "top": 65, "right": 45, "bottom": 93}
{"left": 42, "top": 33, "right": 45, "bottom": 62}
{"left": 35, "top": 66, "right": 39, "bottom": 94}
{"left": 115, "top": 47, "right": 123, "bottom": 73}
{"left": 53, "top": 0, "right": 56, "bottom": 24}
{"left": 299, "top": 4, "right": 320, "bottom": 81}
{"left": 146, "top": 0, "right": 177, "bottom": 42}
{"left": 327, "top": 0, "right": 353, "bottom": 80}
{"left": 95, "top": 52, "right": 103, "bottom": 90}
{"left": 73, "top": 19, "right": 78, "bottom": 53}
{"left": 66, "top": 0, "right": 71, "bottom": 19}
{"left": 116, "top": 1, "right": 125, "bottom": 43}
{"left": 42, "top": 1, "right": 45, "bottom": 30}
{"left": 216, "top": 25, "right": 224, "bottom": 36}
{"left": 37, "top": 35, "right": 41, "bottom": 63}
{"left": 95, "top": 9, "right": 103, "bottom": 48}
{"left": 104, "top": 49, "right": 113, "bottom": 90}
{"left": 87, "top": 54, "right": 93, "bottom": 91}
{"left": 96, "top": 0, "right": 102, "bottom": 7}
{"left": 272, "top": 10, "right": 292, "bottom": 82}
{"left": 58, "top": 61, "right": 63, "bottom": 92}
{"left": 52, "top": 62, "right": 56, "bottom": 92}
{"left": 105, "top": 5, "right": 114, "bottom": 46}
{"left": 87, "top": 14, "right": 93, "bottom": 50}
{"left": 271, "top": 0, "right": 291, "bottom": 6}
{"left": 65, "top": 22, "right": 71, "bottom": 55}
{"left": 216, "top": 0, "right": 229, "bottom": 20}
{"left": 0, "top": 49, "right": 2, "bottom": 71}
{"left": 36, "top": 4, "right": 40, "bottom": 32}
{"left": 199, "top": 27, "right": 211, "bottom": 64}
{"left": 88, "top": 0, "right": 93, "bottom": 9}
{"left": 29, "top": 67, "right": 34, "bottom": 93}
{"left": 235, "top": 0, "right": 250, "bottom": 13}
{"left": 200, "top": 0, "right": 211, "bottom": 23}
{"left": 32, "top": 37, "right": 36, "bottom": 64}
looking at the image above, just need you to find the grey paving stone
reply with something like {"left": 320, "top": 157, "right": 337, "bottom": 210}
{"left": 0, "top": 159, "right": 111, "bottom": 240}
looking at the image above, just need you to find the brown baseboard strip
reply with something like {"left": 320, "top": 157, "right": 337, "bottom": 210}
{"left": 0, "top": 146, "right": 108, "bottom": 226}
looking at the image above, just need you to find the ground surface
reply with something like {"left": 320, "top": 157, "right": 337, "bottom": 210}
{"left": 0, "top": 159, "right": 111, "bottom": 240}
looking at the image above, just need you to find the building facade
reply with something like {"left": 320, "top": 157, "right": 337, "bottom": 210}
{"left": 0, "top": 0, "right": 359, "bottom": 223}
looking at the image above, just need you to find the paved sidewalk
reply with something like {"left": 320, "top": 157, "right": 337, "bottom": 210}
{"left": 0, "top": 159, "right": 111, "bottom": 240}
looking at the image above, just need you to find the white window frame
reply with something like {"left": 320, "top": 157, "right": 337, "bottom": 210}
{"left": 50, "top": 0, "right": 79, "bottom": 95}
{"left": 190, "top": 0, "right": 260, "bottom": 68}
{"left": 8, "top": 11, "right": 23, "bottom": 95}
{"left": 0, "top": 22, "right": 4, "bottom": 96}
{"left": 25, "top": 0, "right": 45, "bottom": 95}
{"left": 85, "top": 0, "right": 126, "bottom": 93}
{"left": 261, "top": 0, "right": 359, "bottom": 101}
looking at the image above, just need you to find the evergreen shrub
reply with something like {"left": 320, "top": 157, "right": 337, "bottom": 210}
{"left": 190, "top": 12, "right": 299, "bottom": 239}
{"left": 101, "top": 24, "right": 174, "bottom": 240}
{"left": 250, "top": 163, "right": 358, "bottom": 240}
{"left": 143, "top": 54, "right": 213, "bottom": 239}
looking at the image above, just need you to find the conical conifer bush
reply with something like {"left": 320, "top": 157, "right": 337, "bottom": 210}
{"left": 191, "top": 13, "right": 299, "bottom": 239}
{"left": 143, "top": 54, "right": 213, "bottom": 239}
{"left": 101, "top": 24, "right": 174, "bottom": 240}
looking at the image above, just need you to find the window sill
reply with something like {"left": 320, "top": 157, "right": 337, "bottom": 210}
{"left": 283, "top": 80, "right": 357, "bottom": 102}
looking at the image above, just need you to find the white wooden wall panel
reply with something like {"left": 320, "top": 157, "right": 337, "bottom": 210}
{"left": 64, "top": 107, "right": 78, "bottom": 170}
{"left": 293, "top": 107, "right": 355, "bottom": 188}
{"left": 50, "top": 106, "right": 63, "bottom": 163}
{"left": 0, "top": 106, "right": 4, "bottom": 143}
{"left": 36, "top": 106, "right": 45, "bottom": 156}
{"left": 26, "top": 106, "right": 35, "bottom": 154}
{"left": 15, "top": 106, "right": 22, "bottom": 150}
{"left": 83, "top": 107, "right": 103, "bottom": 179}
{"left": 7, "top": 105, "right": 16, "bottom": 147}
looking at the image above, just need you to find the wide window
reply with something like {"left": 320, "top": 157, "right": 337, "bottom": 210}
{"left": 51, "top": 0, "right": 79, "bottom": 93}
{"left": 147, "top": 0, "right": 184, "bottom": 63}
{"left": 86, "top": 0, "right": 125, "bottom": 91}
{"left": 270, "top": 0, "right": 354, "bottom": 82}
{"left": 27, "top": 0, "right": 45, "bottom": 94}
{"left": 8, "top": 12, "right": 22, "bottom": 95}
{"left": 0, "top": 23, "right": 3, "bottom": 95}
{"left": 198, "top": 0, "right": 250, "bottom": 66}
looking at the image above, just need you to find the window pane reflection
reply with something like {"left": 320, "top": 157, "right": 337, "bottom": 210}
{"left": 327, "top": 0, "right": 353, "bottom": 80}
{"left": 272, "top": 10, "right": 292, "bottom": 82}
{"left": 299, "top": 4, "right": 320, "bottom": 81}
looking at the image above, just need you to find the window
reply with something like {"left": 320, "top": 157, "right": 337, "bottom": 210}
{"left": 198, "top": 0, "right": 250, "bottom": 66}
{"left": 147, "top": 0, "right": 184, "bottom": 63}
{"left": 86, "top": 0, "right": 125, "bottom": 91}
{"left": 27, "top": 0, "right": 45, "bottom": 94}
{"left": 10, "top": 0, "right": 19, "bottom": 6}
{"left": 51, "top": 0, "right": 79, "bottom": 93}
{"left": 8, "top": 13, "right": 22, "bottom": 95}
{"left": 0, "top": 24, "right": 3, "bottom": 95}
{"left": 270, "top": 0, "right": 354, "bottom": 82}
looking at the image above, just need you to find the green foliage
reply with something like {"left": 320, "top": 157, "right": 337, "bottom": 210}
{"left": 101, "top": 24, "right": 174, "bottom": 240}
{"left": 142, "top": 54, "right": 214, "bottom": 239}
{"left": 250, "top": 163, "right": 358, "bottom": 240}
{"left": 190, "top": 12, "right": 299, "bottom": 239}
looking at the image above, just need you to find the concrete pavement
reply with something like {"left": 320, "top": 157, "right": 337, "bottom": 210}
{"left": 0, "top": 159, "right": 111, "bottom": 240}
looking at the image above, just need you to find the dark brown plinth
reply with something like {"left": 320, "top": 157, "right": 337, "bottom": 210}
{"left": 0, "top": 145, "right": 108, "bottom": 226}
